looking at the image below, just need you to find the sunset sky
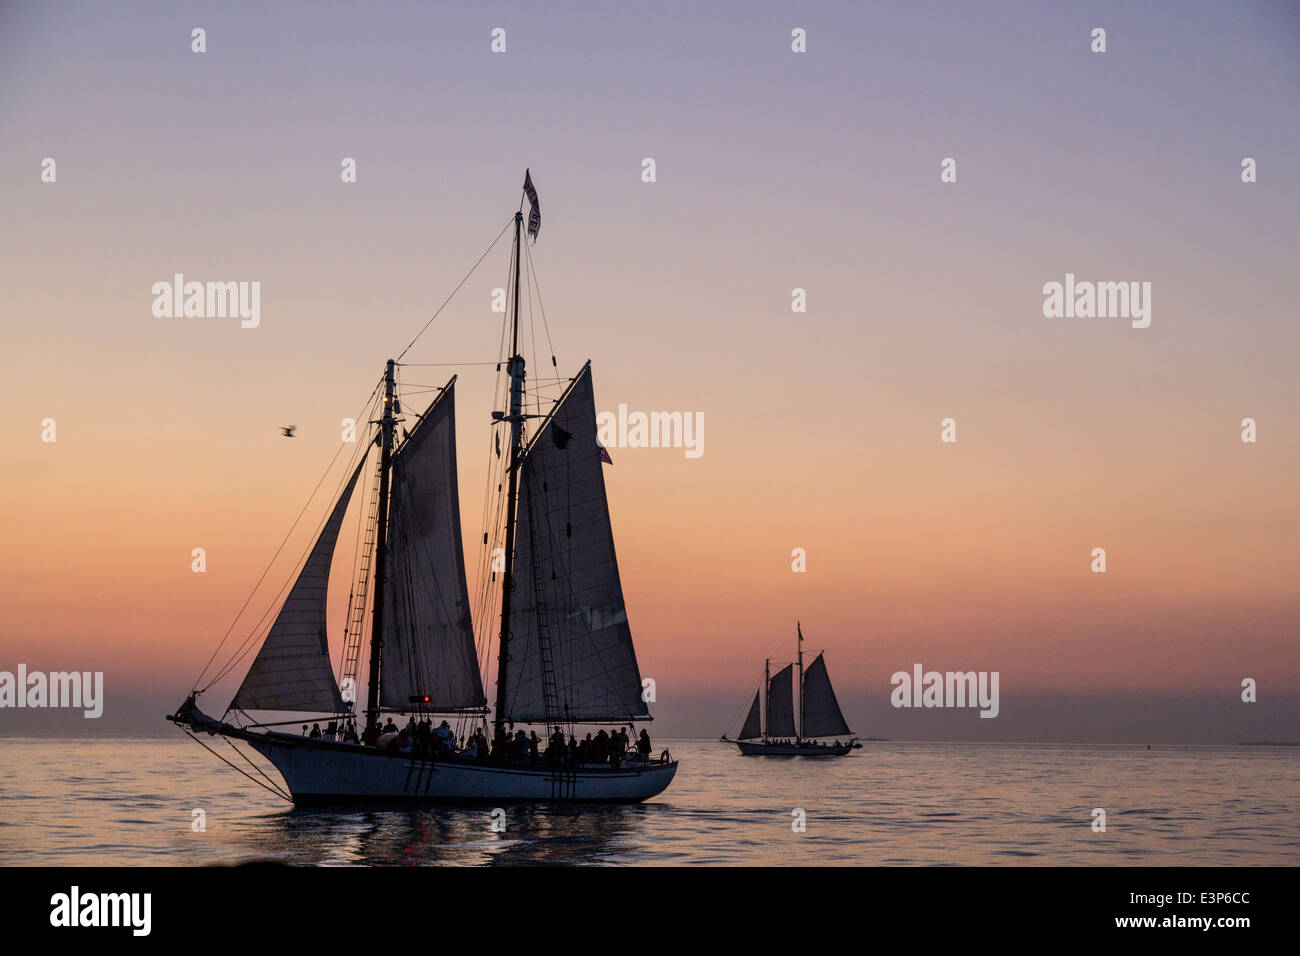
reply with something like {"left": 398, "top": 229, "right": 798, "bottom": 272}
{"left": 2, "top": 1, "right": 1297, "bottom": 741}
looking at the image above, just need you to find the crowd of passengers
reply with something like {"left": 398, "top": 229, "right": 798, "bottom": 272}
{"left": 302, "top": 717, "right": 654, "bottom": 767}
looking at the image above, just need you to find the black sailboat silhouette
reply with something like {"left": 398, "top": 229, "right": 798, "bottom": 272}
{"left": 168, "top": 176, "right": 677, "bottom": 803}
{"left": 721, "top": 623, "right": 861, "bottom": 757}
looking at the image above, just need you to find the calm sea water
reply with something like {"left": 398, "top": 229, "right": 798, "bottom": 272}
{"left": 0, "top": 737, "right": 1295, "bottom": 866}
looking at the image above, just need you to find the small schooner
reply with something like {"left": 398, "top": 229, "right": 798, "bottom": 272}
{"left": 169, "top": 174, "right": 677, "bottom": 803}
{"left": 721, "top": 623, "right": 860, "bottom": 756}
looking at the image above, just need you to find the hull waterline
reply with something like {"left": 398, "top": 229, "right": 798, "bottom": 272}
{"left": 727, "top": 737, "right": 858, "bottom": 757}
{"left": 245, "top": 731, "right": 678, "bottom": 804}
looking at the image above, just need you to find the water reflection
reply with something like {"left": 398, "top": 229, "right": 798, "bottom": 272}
{"left": 5, "top": 739, "right": 1298, "bottom": 866}
{"left": 234, "top": 802, "right": 660, "bottom": 865}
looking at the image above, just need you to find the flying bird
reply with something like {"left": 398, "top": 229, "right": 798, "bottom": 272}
{"left": 281, "top": 426, "right": 297, "bottom": 438}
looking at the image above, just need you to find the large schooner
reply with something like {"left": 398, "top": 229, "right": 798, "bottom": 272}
{"left": 169, "top": 176, "right": 677, "bottom": 803}
{"left": 721, "top": 624, "right": 860, "bottom": 756}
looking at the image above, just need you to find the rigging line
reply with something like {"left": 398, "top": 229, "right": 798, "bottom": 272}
{"left": 397, "top": 362, "right": 502, "bottom": 367}
{"left": 182, "top": 730, "right": 292, "bottom": 803}
{"left": 192, "top": 375, "right": 384, "bottom": 692}
{"left": 205, "top": 387, "right": 382, "bottom": 690}
{"left": 475, "top": 236, "right": 516, "bottom": 692}
{"left": 526, "top": 244, "right": 539, "bottom": 420}
{"left": 205, "top": 383, "right": 380, "bottom": 689}
{"left": 723, "top": 676, "right": 765, "bottom": 735}
{"left": 474, "top": 230, "right": 513, "bottom": 602}
{"left": 207, "top": 391, "right": 380, "bottom": 688}
{"left": 336, "top": 449, "right": 382, "bottom": 687}
{"left": 335, "top": 441, "right": 376, "bottom": 680}
{"left": 395, "top": 216, "right": 515, "bottom": 362}
{"left": 524, "top": 237, "right": 557, "bottom": 368}
{"left": 223, "top": 733, "right": 291, "bottom": 797}
{"left": 474, "top": 451, "right": 508, "bottom": 690}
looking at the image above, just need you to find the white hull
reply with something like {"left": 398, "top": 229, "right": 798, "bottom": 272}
{"left": 246, "top": 732, "right": 677, "bottom": 804}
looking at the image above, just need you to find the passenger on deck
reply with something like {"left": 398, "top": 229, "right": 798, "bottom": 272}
{"left": 512, "top": 729, "right": 529, "bottom": 765}
{"left": 594, "top": 729, "right": 609, "bottom": 764}
{"left": 578, "top": 734, "right": 593, "bottom": 763}
{"left": 382, "top": 718, "right": 398, "bottom": 737}
{"left": 309, "top": 723, "right": 322, "bottom": 739}
{"left": 610, "top": 728, "right": 627, "bottom": 768}
{"left": 638, "top": 729, "right": 651, "bottom": 762}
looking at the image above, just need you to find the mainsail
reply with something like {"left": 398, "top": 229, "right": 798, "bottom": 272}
{"left": 800, "top": 652, "right": 851, "bottom": 737}
{"left": 230, "top": 456, "right": 366, "bottom": 713}
{"left": 504, "top": 363, "right": 649, "bottom": 723}
{"left": 379, "top": 380, "right": 486, "bottom": 711}
{"left": 738, "top": 690, "right": 762, "bottom": 740}
{"left": 766, "top": 664, "right": 797, "bottom": 738}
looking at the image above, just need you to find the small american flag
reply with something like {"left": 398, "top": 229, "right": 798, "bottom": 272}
{"left": 598, "top": 442, "right": 613, "bottom": 465}
{"left": 523, "top": 169, "right": 540, "bottom": 242}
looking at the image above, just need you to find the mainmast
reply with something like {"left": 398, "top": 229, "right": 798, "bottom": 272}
{"left": 494, "top": 210, "right": 526, "bottom": 742}
{"left": 364, "top": 358, "right": 397, "bottom": 741}
{"left": 797, "top": 622, "right": 805, "bottom": 743}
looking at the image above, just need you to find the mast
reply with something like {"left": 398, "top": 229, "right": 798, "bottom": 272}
{"left": 797, "top": 621, "right": 804, "bottom": 742}
{"left": 364, "top": 358, "right": 397, "bottom": 741}
{"left": 494, "top": 210, "right": 525, "bottom": 742}
{"left": 763, "top": 658, "right": 770, "bottom": 741}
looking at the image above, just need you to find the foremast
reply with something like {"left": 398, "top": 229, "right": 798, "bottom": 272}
{"left": 763, "top": 658, "right": 770, "bottom": 742}
{"left": 364, "top": 359, "right": 398, "bottom": 742}
{"left": 494, "top": 210, "right": 526, "bottom": 743}
{"left": 797, "top": 621, "right": 805, "bottom": 743}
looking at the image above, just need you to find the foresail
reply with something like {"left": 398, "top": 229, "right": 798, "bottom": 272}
{"left": 766, "top": 664, "right": 797, "bottom": 738}
{"left": 504, "top": 363, "right": 649, "bottom": 723}
{"left": 738, "top": 690, "right": 762, "bottom": 740}
{"left": 230, "top": 456, "right": 366, "bottom": 713}
{"left": 380, "top": 380, "right": 486, "bottom": 711}
{"left": 801, "top": 653, "right": 851, "bottom": 737}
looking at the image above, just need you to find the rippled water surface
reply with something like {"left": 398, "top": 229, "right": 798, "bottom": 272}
{"left": 1, "top": 737, "right": 1296, "bottom": 865}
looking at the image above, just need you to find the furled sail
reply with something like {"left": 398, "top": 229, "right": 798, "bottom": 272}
{"left": 379, "top": 380, "right": 486, "bottom": 711}
{"left": 230, "top": 456, "right": 366, "bottom": 713}
{"left": 800, "top": 652, "right": 851, "bottom": 737}
{"left": 738, "top": 690, "right": 762, "bottom": 740}
{"left": 765, "top": 664, "right": 797, "bottom": 738}
{"left": 504, "top": 363, "right": 650, "bottom": 723}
